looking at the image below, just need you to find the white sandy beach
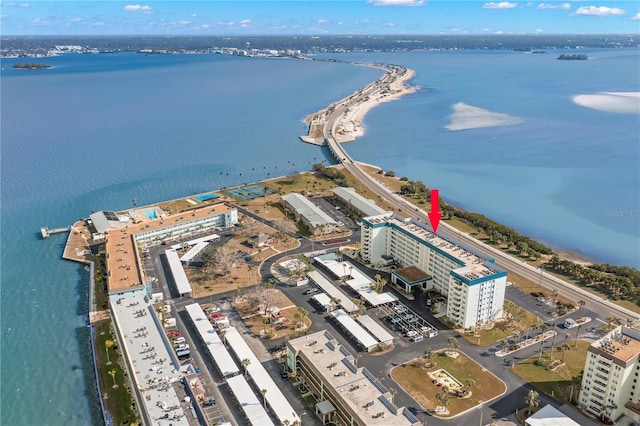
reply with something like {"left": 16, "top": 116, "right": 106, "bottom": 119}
{"left": 445, "top": 102, "right": 523, "bottom": 131}
{"left": 303, "top": 65, "right": 417, "bottom": 143}
{"left": 572, "top": 91, "right": 640, "bottom": 114}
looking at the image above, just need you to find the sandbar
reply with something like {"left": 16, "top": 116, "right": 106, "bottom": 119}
{"left": 572, "top": 91, "right": 640, "bottom": 114}
{"left": 445, "top": 102, "right": 523, "bottom": 131}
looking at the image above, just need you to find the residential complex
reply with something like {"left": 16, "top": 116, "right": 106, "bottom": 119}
{"left": 331, "top": 187, "right": 389, "bottom": 218}
{"left": 286, "top": 330, "right": 420, "bottom": 426}
{"left": 104, "top": 203, "right": 237, "bottom": 294}
{"left": 360, "top": 213, "right": 507, "bottom": 329}
{"left": 579, "top": 326, "right": 640, "bottom": 424}
{"left": 281, "top": 193, "right": 339, "bottom": 235}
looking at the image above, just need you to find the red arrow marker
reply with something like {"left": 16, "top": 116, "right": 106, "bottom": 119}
{"left": 428, "top": 189, "right": 442, "bottom": 233}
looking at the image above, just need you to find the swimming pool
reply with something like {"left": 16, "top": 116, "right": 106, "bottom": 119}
{"left": 142, "top": 210, "right": 158, "bottom": 219}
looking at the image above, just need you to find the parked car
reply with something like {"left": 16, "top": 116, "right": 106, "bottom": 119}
{"left": 202, "top": 397, "right": 216, "bottom": 407}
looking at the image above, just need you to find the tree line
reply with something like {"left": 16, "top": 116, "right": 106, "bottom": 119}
{"left": 312, "top": 163, "right": 348, "bottom": 187}
{"left": 547, "top": 255, "right": 639, "bottom": 302}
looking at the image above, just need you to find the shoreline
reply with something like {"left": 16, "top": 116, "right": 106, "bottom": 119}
{"left": 301, "top": 61, "right": 417, "bottom": 144}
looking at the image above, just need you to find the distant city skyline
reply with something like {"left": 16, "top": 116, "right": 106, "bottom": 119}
{"left": 1, "top": 1, "right": 639, "bottom": 36}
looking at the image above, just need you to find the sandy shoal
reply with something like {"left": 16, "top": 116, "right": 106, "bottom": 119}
{"left": 572, "top": 92, "right": 640, "bottom": 114}
{"left": 445, "top": 102, "right": 523, "bottom": 131}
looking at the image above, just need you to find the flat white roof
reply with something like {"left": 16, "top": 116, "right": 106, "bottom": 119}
{"left": 165, "top": 249, "right": 192, "bottom": 295}
{"left": 331, "top": 309, "right": 378, "bottom": 350}
{"left": 526, "top": 404, "right": 580, "bottom": 426}
{"left": 225, "top": 375, "right": 275, "bottom": 426}
{"left": 184, "top": 303, "right": 239, "bottom": 377}
{"left": 356, "top": 315, "right": 394, "bottom": 345}
{"left": 315, "top": 258, "right": 397, "bottom": 306}
{"left": 312, "top": 293, "right": 333, "bottom": 309}
{"left": 109, "top": 291, "right": 188, "bottom": 426}
{"left": 224, "top": 327, "right": 301, "bottom": 425}
{"left": 332, "top": 187, "right": 388, "bottom": 217}
{"left": 184, "top": 233, "right": 220, "bottom": 246}
{"left": 282, "top": 193, "right": 338, "bottom": 228}
{"left": 180, "top": 241, "right": 209, "bottom": 263}
{"left": 307, "top": 270, "right": 359, "bottom": 313}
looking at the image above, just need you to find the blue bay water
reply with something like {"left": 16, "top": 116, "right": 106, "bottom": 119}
{"left": 322, "top": 50, "right": 639, "bottom": 266}
{"left": 1, "top": 49, "right": 638, "bottom": 425}
{"left": 0, "top": 53, "right": 383, "bottom": 425}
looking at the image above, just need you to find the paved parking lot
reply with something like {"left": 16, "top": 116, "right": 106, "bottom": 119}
{"left": 374, "top": 301, "right": 438, "bottom": 343}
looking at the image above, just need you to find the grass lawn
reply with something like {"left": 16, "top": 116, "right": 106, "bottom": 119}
{"left": 94, "top": 318, "right": 139, "bottom": 425}
{"left": 391, "top": 351, "right": 506, "bottom": 417}
{"left": 512, "top": 340, "right": 589, "bottom": 405}
{"left": 460, "top": 302, "right": 543, "bottom": 346}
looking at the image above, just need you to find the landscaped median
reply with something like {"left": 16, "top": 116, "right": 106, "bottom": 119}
{"left": 390, "top": 350, "right": 506, "bottom": 418}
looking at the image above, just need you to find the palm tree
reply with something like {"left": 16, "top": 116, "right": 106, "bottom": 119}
{"left": 241, "top": 358, "right": 251, "bottom": 376}
{"left": 538, "top": 324, "right": 549, "bottom": 363}
{"left": 293, "top": 313, "right": 301, "bottom": 330}
{"left": 424, "top": 346, "right": 433, "bottom": 359}
{"left": 525, "top": 389, "right": 539, "bottom": 414}
{"left": 465, "top": 378, "right": 476, "bottom": 392}
{"left": 108, "top": 369, "right": 118, "bottom": 389}
{"left": 219, "top": 329, "right": 227, "bottom": 346}
{"left": 261, "top": 388, "right": 267, "bottom": 408}
{"left": 105, "top": 339, "right": 115, "bottom": 365}
{"left": 577, "top": 300, "right": 585, "bottom": 314}
{"left": 329, "top": 297, "right": 341, "bottom": 311}
{"left": 574, "top": 322, "right": 584, "bottom": 347}
{"left": 549, "top": 321, "right": 558, "bottom": 359}
{"left": 446, "top": 337, "right": 458, "bottom": 351}
{"left": 561, "top": 333, "right": 571, "bottom": 362}
{"left": 297, "top": 307, "right": 308, "bottom": 328}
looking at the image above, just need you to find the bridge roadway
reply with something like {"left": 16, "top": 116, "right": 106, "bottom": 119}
{"left": 322, "top": 98, "right": 640, "bottom": 325}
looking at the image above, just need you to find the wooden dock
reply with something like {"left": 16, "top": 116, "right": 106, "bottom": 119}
{"left": 40, "top": 226, "right": 71, "bottom": 239}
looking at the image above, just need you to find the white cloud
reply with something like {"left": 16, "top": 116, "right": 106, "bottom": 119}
{"left": 535, "top": 28, "right": 544, "bottom": 32}
{"left": 272, "top": 25, "right": 287, "bottom": 30}
{"left": 200, "top": 24, "right": 210, "bottom": 29}
{"left": 482, "top": 2, "right": 518, "bottom": 9}
{"left": 632, "top": 12, "right": 640, "bottom": 21}
{"left": 239, "top": 19, "right": 251, "bottom": 25}
{"left": 483, "top": 27, "right": 492, "bottom": 32}
{"left": 495, "top": 30, "right": 504, "bottom": 34}
{"left": 91, "top": 22, "right": 105, "bottom": 26}
{"left": 368, "top": 0, "right": 425, "bottom": 6}
{"left": 574, "top": 6, "right": 625, "bottom": 16}
{"left": 123, "top": 4, "right": 152, "bottom": 13}
{"left": 380, "top": 21, "right": 396, "bottom": 27}
{"left": 71, "top": 17, "right": 83, "bottom": 22}
{"left": 317, "top": 18, "right": 329, "bottom": 24}
{"left": 538, "top": 3, "right": 570, "bottom": 10}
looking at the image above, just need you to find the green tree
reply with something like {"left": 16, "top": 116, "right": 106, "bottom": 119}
{"left": 108, "top": 369, "right": 118, "bottom": 389}
{"left": 538, "top": 324, "right": 549, "bottom": 363}
{"left": 241, "top": 358, "right": 251, "bottom": 376}
{"left": 105, "top": 339, "right": 115, "bottom": 366}
{"left": 525, "top": 389, "right": 539, "bottom": 414}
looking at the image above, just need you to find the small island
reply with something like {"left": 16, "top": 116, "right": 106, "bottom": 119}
{"left": 557, "top": 54, "right": 588, "bottom": 61}
{"left": 12, "top": 62, "right": 51, "bottom": 69}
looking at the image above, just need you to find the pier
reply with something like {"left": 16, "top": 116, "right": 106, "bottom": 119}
{"left": 40, "top": 226, "right": 71, "bottom": 239}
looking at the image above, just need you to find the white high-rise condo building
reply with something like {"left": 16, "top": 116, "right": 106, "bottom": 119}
{"left": 579, "top": 326, "right": 640, "bottom": 424}
{"left": 360, "top": 213, "right": 507, "bottom": 329}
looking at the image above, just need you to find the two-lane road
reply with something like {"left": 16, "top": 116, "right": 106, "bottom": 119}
{"left": 321, "top": 83, "right": 639, "bottom": 324}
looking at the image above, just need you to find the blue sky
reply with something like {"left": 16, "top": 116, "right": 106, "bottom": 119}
{"left": 1, "top": 1, "right": 639, "bottom": 35}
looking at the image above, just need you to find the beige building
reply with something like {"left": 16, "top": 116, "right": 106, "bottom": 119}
{"left": 281, "top": 193, "right": 339, "bottom": 236}
{"left": 579, "top": 326, "right": 640, "bottom": 424}
{"left": 286, "top": 330, "right": 420, "bottom": 426}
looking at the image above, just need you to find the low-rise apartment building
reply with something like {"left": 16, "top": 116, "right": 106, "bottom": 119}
{"left": 286, "top": 330, "right": 420, "bottom": 426}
